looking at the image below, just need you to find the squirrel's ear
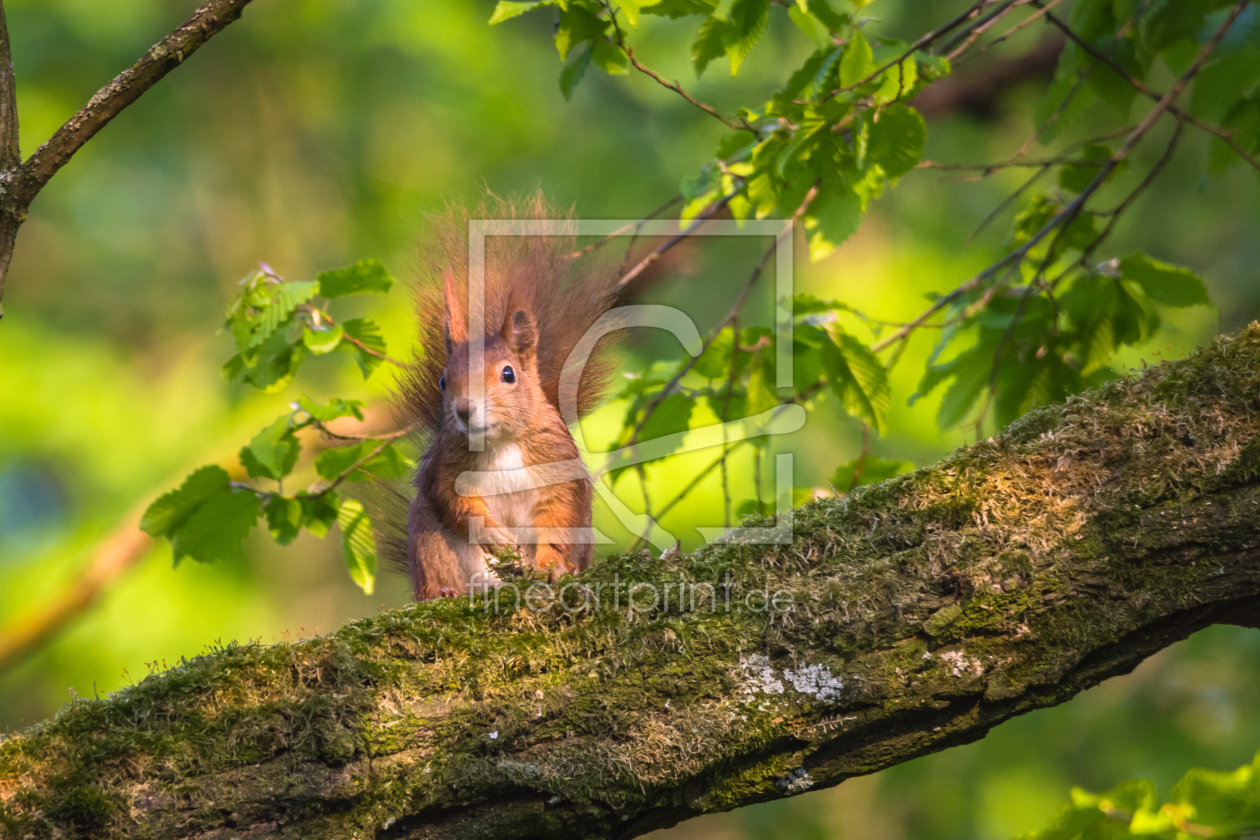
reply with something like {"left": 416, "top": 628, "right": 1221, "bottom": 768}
{"left": 501, "top": 308, "right": 536, "bottom": 360}
{"left": 443, "top": 269, "right": 467, "bottom": 346}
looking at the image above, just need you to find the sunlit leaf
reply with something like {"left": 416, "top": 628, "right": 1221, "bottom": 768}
{"left": 141, "top": 465, "right": 231, "bottom": 538}
{"left": 337, "top": 498, "right": 377, "bottom": 594}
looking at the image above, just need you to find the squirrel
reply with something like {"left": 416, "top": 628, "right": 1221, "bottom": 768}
{"left": 400, "top": 196, "right": 618, "bottom": 600}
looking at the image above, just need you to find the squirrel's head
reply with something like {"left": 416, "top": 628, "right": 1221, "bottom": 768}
{"left": 440, "top": 271, "right": 545, "bottom": 442}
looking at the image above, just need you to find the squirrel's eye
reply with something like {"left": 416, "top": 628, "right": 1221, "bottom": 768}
{"left": 501, "top": 365, "right": 516, "bottom": 384}
{"left": 438, "top": 375, "right": 446, "bottom": 391}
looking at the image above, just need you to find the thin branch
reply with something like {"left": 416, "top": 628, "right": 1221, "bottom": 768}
{"left": 567, "top": 196, "right": 681, "bottom": 260}
{"left": 944, "top": 0, "right": 1036, "bottom": 62}
{"left": 871, "top": 0, "right": 1247, "bottom": 357}
{"left": 1040, "top": 6, "right": 1260, "bottom": 174}
{"left": 15, "top": 0, "right": 257, "bottom": 205}
{"left": 616, "top": 192, "right": 734, "bottom": 288}
{"left": 625, "top": 48, "right": 751, "bottom": 133}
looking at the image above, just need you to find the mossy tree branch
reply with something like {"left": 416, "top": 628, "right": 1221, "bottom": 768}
{"left": 6, "top": 327, "right": 1260, "bottom": 839}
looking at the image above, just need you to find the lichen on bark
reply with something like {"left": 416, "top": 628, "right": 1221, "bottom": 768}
{"left": 5, "top": 326, "right": 1260, "bottom": 840}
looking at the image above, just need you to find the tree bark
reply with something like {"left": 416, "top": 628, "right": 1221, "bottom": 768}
{"left": 4, "top": 326, "right": 1260, "bottom": 839}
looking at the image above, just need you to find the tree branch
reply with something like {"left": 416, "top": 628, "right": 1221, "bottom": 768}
{"left": 5, "top": 325, "right": 1260, "bottom": 838}
{"left": 0, "top": 1, "right": 19, "bottom": 173}
{"left": 14, "top": 0, "right": 256, "bottom": 205}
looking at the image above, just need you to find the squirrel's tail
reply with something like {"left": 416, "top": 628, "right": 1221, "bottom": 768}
{"left": 401, "top": 191, "right": 621, "bottom": 434}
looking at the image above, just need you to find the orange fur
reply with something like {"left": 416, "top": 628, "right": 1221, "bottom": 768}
{"left": 399, "top": 193, "right": 619, "bottom": 599}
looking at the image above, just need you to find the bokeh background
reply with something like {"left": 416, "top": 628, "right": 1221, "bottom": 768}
{"left": 0, "top": 1, "right": 1258, "bottom": 838}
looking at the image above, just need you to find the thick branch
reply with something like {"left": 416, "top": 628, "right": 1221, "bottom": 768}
{"left": 0, "top": 1, "right": 19, "bottom": 172}
{"left": 5, "top": 325, "right": 1260, "bottom": 838}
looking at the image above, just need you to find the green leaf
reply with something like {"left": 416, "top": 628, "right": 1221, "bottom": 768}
{"left": 298, "top": 396, "right": 366, "bottom": 423}
{"left": 866, "top": 104, "right": 926, "bottom": 178}
{"left": 1058, "top": 143, "right": 1117, "bottom": 193}
{"left": 935, "top": 351, "right": 989, "bottom": 431}
{"left": 239, "top": 414, "right": 301, "bottom": 481}
{"left": 141, "top": 465, "right": 231, "bottom": 538}
{"left": 561, "top": 43, "right": 595, "bottom": 99}
{"left": 316, "top": 440, "right": 409, "bottom": 483}
{"left": 555, "top": 4, "right": 609, "bottom": 60}
{"left": 299, "top": 493, "right": 341, "bottom": 539}
{"left": 251, "top": 280, "right": 319, "bottom": 350}
{"left": 592, "top": 39, "right": 630, "bottom": 75}
{"left": 340, "top": 318, "right": 389, "bottom": 378}
{"left": 489, "top": 1, "right": 551, "bottom": 24}
{"left": 316, "top": 258, "right": 395, "bottom": 298}
{"left": 722, "top": 0, "right": 770, "bottom": 76}
{"left": 302, "top": 324, "right": 344, "bottom": 354}
{"left": 820, "top": 329, "right": 889, "bottom": 432}
{"left": 839, "top": 30, "right": 876, "bottom": 88}
{"left": 643, "top": 0, "right": 717, "bottom": 17}
{"left": 789, "top": 6, "right": 832, "bottom": 50}
{"left": 337, "top": 498, "right": 377, "bottom": 595}
{"left": 613, "top": 0, "right": 652, "bottom": 25}
{"left": 171, "top": 488, "right": 260, "bottom": 565}
{"left": 804, "top": 182, "right": 862, "bottom": 261}
{"left": 1192, "top": 45, "right": 1260, "bottom": 123}
{"left": 831, "top": 456, "right": 912, "bottom": 491}
{"left": 264, "top": 495, "right": 303, "bottom": 545}
{"left": 693, "top": 327, "right": 736, "bottom": 378}
{"left": 641, "top": 393, "right": 696, "bottom": 442}
{"left": 1208, "top": 98, "right": 1260, "bottom": 173}
{"left": 692, "top": 15, "right": 728, "bottom": 75}
{"left": 1119, "top": 253, "right": 1211, "bottom": 308}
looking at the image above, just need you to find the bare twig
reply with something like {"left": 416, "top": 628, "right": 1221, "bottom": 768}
{"left": 616, "top": 192, "right": 734, "bottom": 288}
{"left": 626, "top": 48, "right": 752, "bottom": 133}
{"left": 568, "top": 195, "right": 682, "bottom": 260}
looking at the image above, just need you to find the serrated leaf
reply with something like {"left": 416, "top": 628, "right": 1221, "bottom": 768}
{"left": 866, "top": 104, "right": 925, "bottom": 178}
{"left": 141, "top": 465, "right": 231, "bottom": 538}
{"left": 561, "top": 43, "right": 595, "bottom": 99}
{"left": 820, "top": 330, "right": 889, "bottom": 432}
{"left": 1119, "top": 253, "right": 1211, "bottom": 307}
{"left": 489, "top": 0, "right": 550, "bottom": 24}
{"left": 302, "top": 324, "right": 344, "bottom": 354}
{"left": 251, "top": 280, "right": 318, "bottom": 350}
{"left": 171, "top": 488, "right": 260, "bottom": 566}
{"left": 240, "top": 414, "right": 301, "bottom": 481}
{"left": 804, "top": 182, "right": 862, "bottom": 261}
{"left": 340, "top": 318, "right": 389, "bottom": 378}
{"left": 298, "top": 396, "right": 366, "bottom": 422}
{"left": 555, "top": 4, "right": 609, "bottom": 60}
{"left": 337, "top": 498, "right": 377, "bottom": 595}
{"left": 839, "top": 29, "right": 876, "bottom": 88}
{"left": 264, "top": 495, "right": 303, "bottom": 545}
{"left": 316, "top": 258, "right": 395, "bottom": 298}
{"left": 722, "top": 0, "right": 769, "bottom": 76}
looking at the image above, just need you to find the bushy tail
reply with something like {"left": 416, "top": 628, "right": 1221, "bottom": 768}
{"left": 400, "top": 191, "right": 621, "bottom": 435}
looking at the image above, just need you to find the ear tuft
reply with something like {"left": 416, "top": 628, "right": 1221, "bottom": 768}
{"left": 502, "top": 308, "right": 536, "bottom": 358}
{"left": 444, "top": 269, "right": 467, "bottom": 344}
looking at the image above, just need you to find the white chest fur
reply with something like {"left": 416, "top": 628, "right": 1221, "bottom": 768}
{"left": 473, "top": 443, "right": 541, "bottom": 530}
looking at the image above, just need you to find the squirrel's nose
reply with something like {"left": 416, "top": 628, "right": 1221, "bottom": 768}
{"left": 454, "top": 401, "right": 477, "bottom": 426}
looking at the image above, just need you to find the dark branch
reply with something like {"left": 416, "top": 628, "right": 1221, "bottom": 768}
{"left": 14, "top": 0, "right": 257, "bottom": 206}
{"left": 0, "top": 1, "right": 19, "bottom": 172}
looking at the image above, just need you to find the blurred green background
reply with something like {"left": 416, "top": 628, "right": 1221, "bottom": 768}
{"left": 0, "top": 1, "right": 1257, "bottom": 838}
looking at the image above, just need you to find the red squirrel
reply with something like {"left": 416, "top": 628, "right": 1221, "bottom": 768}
{"left": 401, "top": 199, "right": 617, "bottom": 599}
